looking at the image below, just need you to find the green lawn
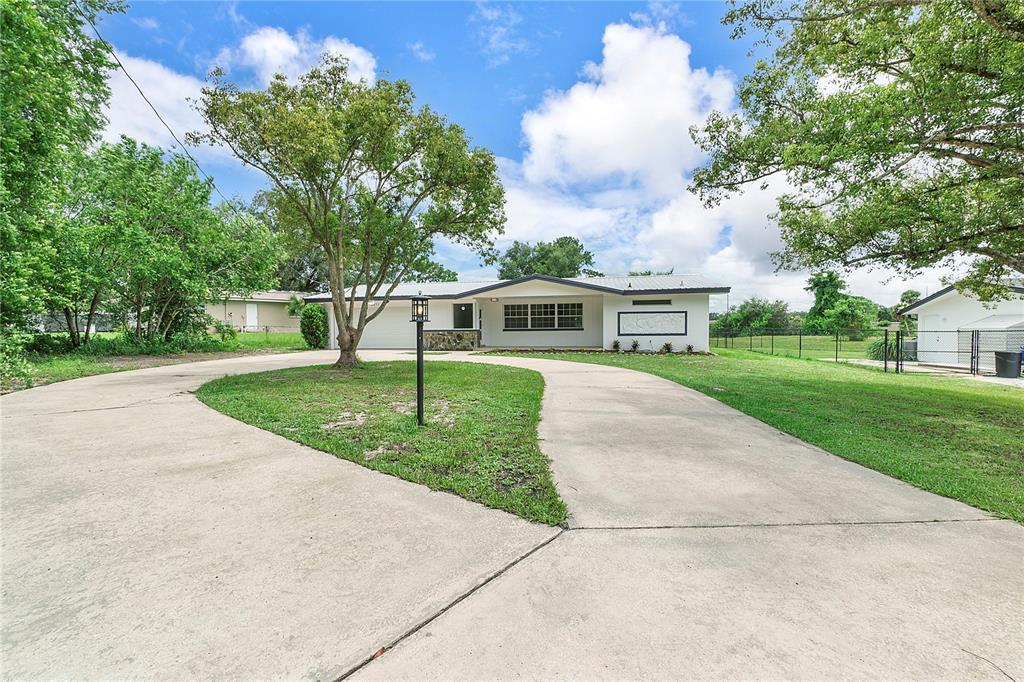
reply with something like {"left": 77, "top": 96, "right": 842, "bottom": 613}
{"left": 196, "top": 362, "right": 567, "bottom": 525}
{"left": 489, "top": 349, "right": 1024, "bottom": 522}
{"left": 5, "top": 332, "right": 312, "bottom": 393}
{"left": 230, "top": 330, "right": 307, "bottom": 350}
{"left": 711, "top": 333, "right": 882, "bottom": 360}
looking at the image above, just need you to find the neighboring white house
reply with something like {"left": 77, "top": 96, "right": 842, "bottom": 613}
{"left": 899, "top": 284, "right": 1024, "bottom": 369}
{"left": 304, "top": 274, "right": 730, "bottom": 351}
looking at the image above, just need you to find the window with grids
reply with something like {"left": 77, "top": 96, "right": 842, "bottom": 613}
{"left": 504, "top": 304, "right": 529, "bottom": 329}
{"left": 529, "top": 303, "right": 556, "bottom": 328}
{"left": 557, "top": 302, "right": 583, "bottom": 329}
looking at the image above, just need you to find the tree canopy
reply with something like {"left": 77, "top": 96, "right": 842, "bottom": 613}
{"left": 710, "top": 297, "right": 791, "bottom": 335}
{"left": 496, "top": 236, "right": 603, "bottom": 279}
{"left": 192, "top": 56, "right": 505, "bottom": 366}
{"left": 1, "top": 0, "right": 122, "bottom": 328}
{"left": 690, "top": 0, "right": 1024, "bottom": 300}
{"left": 51, "top": 138, "right": 279, "bottom": 345}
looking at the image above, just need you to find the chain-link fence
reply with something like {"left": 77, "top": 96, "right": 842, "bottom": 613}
{"left": 712, "top": 327, "right": 1024, "bottom": 376}
{"left": 711, "top": 328, "right": 884, "bottom": 362}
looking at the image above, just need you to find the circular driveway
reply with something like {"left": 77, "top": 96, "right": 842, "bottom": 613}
{"left": 2, "top": 351, "right": 1022, "bottom": 679}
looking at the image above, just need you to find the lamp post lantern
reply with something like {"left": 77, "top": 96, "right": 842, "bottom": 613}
{"left": 411, "top": 295, "right": 430, "bottom": 426}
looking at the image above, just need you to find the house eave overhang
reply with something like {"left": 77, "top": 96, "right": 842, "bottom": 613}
{"left": 303, "top": 274, "right": 730, "bottom": 302}
{"left": 897, "top": 284, "right": 1024, "bottom": 315}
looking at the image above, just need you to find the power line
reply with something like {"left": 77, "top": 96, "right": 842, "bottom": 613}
{"left": 74, "top": 2, "right": 240, "bottom": 215}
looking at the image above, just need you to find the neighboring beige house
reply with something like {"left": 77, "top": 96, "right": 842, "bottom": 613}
{"left": 205, "top": 291, "right": 309, "bottom": 332}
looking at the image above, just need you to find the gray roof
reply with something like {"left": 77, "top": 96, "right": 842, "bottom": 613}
{"left": 898, "top": 282, "right": 1024, "bottom": 315}
{"left": 304, "top": 273, "right": 729, "bottom": 302}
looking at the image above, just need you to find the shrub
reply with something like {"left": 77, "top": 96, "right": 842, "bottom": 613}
{"left": 300, "top": 304, "right": 329, "bottom": 349}
{"left": 660, "top": 342, "right": 673, "bottom": 353}
{"left": 866, "top": 336, "right": 914, "bottom": 361}
{"left": 611, "top": 339, "right": 621, "bottom": 351}
{"left": 287, "top": 295, "right": 305, "bottom": 318}
{"left": 213, "top": 320, "right": 238, "bottom": 341}
{"left": 0, "top": 329, "right": 34, "bottom": 387}
{"left": 166, "top": 330, "right": 227, "bottom": 353}
{"left": 630, "top": 339, "right": 640, "bottom": 352}
{"left": 686, "top": 344, "right": 694, "bottom": 354}
{"left": 25, "top": 333, "right": 71, "bottom": 355}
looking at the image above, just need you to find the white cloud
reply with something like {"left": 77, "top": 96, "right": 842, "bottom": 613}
{"left": 504, "top": 20, "right": 932, "bottom": 310}
{"left": 521, "top": 23, "right": 733, "bottom": 198}
{"left": 103, "top": 51, "right": 207, "bottom": 152}
{"left": 130, "top": 17, "right": 159, "bottom": 30}
{"left": 471, "top": 3, "right": 529, "bottom": 66}
{"left": 407, "top": 41, "right": 435, "bottom": 62}
{"left": 212, "top": 26, "right": 376, "bottom": 85}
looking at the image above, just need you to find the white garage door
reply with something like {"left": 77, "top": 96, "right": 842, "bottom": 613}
{"left": 356, "top": 305, "right": 416, "bottom": 348}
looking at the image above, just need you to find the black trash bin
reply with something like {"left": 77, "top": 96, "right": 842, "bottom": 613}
{"left": 994, "top": 351, "right": 1022, "bottom": 378}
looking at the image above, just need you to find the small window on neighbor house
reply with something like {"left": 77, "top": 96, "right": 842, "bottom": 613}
{"left": 557, "top": 302, "right": 583, "bottom": 329}
{"left": 632, "top": 299, "right": 672, "bottom": 306}
{"left": 530, "top": 303, "right": 556, "bottom": 328}
{"left": 504, "top": 304, "right": 529, "bottom": 329}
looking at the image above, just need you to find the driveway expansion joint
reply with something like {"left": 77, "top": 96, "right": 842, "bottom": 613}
{"left": 568, "top": 517, "right": 1003, "bottom": 531}
{"left": 335, "top": 528, "right": 565, "bottom": 681}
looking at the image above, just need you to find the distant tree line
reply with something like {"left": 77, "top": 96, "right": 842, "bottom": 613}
{"left": 711, "top": 271, "right": 921, "bottom": 339}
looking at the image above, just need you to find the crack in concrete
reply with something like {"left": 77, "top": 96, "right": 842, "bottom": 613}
{"left": 334, "top": 529, "right": 565, "bottom": 681}
{"left": 2, "top": 393, "right": 188, "bottom": 419}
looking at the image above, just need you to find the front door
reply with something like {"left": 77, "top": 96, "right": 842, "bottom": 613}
{"left": 453, "top": 303, "right": 474, "bottom": 329}
{"left": 246, "top": 303, "right": 259, "bottom": 331}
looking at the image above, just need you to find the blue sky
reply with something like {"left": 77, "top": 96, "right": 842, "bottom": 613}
{"left": 99, "top": 1, "right": 945, "bottom": 309}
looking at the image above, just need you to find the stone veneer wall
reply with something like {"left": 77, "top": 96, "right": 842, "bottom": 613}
{"left": 423, "top": 330, "right": 480, "bottom": 351}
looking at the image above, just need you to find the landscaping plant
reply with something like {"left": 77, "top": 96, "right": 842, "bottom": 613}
{"left": 300, "top": 304, "right": 329, "bottom": 349}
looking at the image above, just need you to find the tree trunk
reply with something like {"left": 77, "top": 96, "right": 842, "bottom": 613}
{"left": 334, "top": 323, "right": 361, "bottom": 369}
{"left": 63, "top": 307, "right": 80, "bottom": 349}
{"left": 82, "top": 290, "right": 101, "bottom": 345}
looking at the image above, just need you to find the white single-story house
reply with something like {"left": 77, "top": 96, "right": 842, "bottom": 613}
{"left": 205, "top": 290, "right": 309, "bottom": 332}
{"left": 305, "top": 274, "right": 730, "bottom": 351}
{"left": 898, "top": 283, "right": 1024, "bottom": 369}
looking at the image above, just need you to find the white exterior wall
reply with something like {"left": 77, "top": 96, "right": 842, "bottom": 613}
{"left": 477, "top": 296, "right": 602, "bottom": 348}
{"left": 602, "top": 293, "right": 711, "bottom": 352}
{"left": 912, "top": 291, "right": 1024, "bottom": 365}
{"left": 326, "top": 298, "right": 477, "bottom": 349}
{"left": 321, "top": 283, "right": 716, "bottom": 351}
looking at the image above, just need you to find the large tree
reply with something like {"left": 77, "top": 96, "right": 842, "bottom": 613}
{"left": 0, "top": 0, "right": 121, "bottom": 329}
{"left": 192, "top": 56, "right": 505, "bottom": 367}
{"left": 690, "top": 0, "right": 1024, "bottom": 300}
{"left": 496, "top": 236, "right": 603, "bottom": 279}
{"left": 52, "top": 138, "right": 279, "bottom": 344}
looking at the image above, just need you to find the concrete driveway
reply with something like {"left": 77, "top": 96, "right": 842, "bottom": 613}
{"left": 2, "top": 351, "right": 1022, "bottom": 679}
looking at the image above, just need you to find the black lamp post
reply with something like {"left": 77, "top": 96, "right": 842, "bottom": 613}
{"left": 411, "top": 295, "right": 429, "bottom": 426}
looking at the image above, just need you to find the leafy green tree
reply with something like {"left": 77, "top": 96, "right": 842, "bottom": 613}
{"left": 54, "top": 138, "right": 279, "bottom": 343}
{"left": 496, "top": 236, "right": 603, "bottom": 279}
{"left": 690, "top": 0, "right": 1024, "bottom": 300}
{"left": 823, "top": 296, "right": 880, "bottom": 340}
{"left": 898, "top": 289, "right": 922, "bottom": 309}
{"left": 410, "top": 260, "right": 458, "bottom": 283}
{"left": 0, "top": 0, "right": 121, "bottom": 329}
{"left": 802, "top": 271, "right": 846, "bottom": 331}
{"left": 711, "top": 297, "right": 791, "bottom": 335}
{"left": 192, "top": 56, "right": 505, "bottom": 367}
